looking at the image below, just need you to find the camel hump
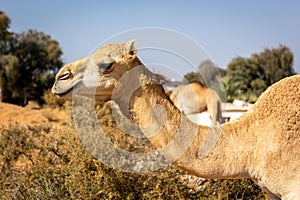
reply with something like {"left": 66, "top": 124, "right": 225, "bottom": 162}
{"left": 190, "top": 81, "right": 207, "bottom": 88}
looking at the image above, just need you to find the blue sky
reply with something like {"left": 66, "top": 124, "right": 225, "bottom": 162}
{"left": 1, "top": 0, "right": 299, "bottom": 79}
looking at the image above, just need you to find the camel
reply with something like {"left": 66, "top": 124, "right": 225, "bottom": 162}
{"left": 169, "top": 81, "right": 222, "bottom": 125}
{"left": 52, "top": 40, "right": 300, "bottom": 200}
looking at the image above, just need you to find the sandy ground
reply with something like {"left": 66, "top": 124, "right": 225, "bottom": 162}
{"left": 0, "top": 101, "right": 69, "bottom": 127}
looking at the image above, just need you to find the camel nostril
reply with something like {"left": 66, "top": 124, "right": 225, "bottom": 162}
{"left": 97, "top": 62, "right": 114, "bottom": 73}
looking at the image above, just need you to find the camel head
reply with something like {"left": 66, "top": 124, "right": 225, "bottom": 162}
{"left": 52, "top": 40, "right": 140, "bottom": 100}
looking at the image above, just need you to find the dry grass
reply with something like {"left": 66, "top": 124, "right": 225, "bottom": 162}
{"left": 0, "top": 98, "right": 265, "bottom": 199}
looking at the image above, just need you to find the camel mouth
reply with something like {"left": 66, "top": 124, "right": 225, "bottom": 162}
{"left": 55, "top": 87, "right": 74, "bottom": 97}
{"left": 52, "top": 80, "right": 81, "bottom": 97}
{"left": 52, "top": 80, "right": 113, "bottom": 101}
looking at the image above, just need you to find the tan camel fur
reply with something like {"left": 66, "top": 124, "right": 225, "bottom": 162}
{"left": 170, "top": 82, "right": 222, "bottom": 125}
{"left": 52, "top": 40, "right": 300, "bottom": 200}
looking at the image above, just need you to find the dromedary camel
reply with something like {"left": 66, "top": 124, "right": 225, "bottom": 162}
{"left": 52, "top": 40, "right": 300, "bottom": 200}
{"left": 170, "top": 81, "right": 222, "bottom": 125}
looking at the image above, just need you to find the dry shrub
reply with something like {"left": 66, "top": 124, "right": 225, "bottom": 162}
{"left": 43, "top": 89, "right": 71, "bottom": 108}
{"left": 0, "top": 103, "right": 265, "bottom": 199}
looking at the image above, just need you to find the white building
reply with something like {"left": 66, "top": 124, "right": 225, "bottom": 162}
{"left": 186, "top": 100, "right": 253, "bottom": 126}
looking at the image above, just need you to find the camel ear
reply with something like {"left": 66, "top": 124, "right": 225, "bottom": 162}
{"left": 124, "top": 39, "right": 137, "bottom": 60}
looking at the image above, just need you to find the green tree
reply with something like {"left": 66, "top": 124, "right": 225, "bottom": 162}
{"left": 224, "top": 57, "right": 266, "bottom": 102}
{"left": 184, "top": 60, "right": 226, "bottom": 85}
{"left": 0, "top": 11, "right": 13, "bottom": 102}
{"left": 183, "top": 71, "right": 204, "bottom": 83}
{"left": 12, "top": 30, "right": 63, "bottom": 105}
{"left": 0, "top": 11, "right": 13, "bottom": 55}
{"left": 252, "top": 45, "right": 294, "bottom": 86}
{"left": 198, "top": 60, "right": 226, "bottom": 85}
{"left": 224, "top": 45, "right": 295, "bottom": 103}
{"left": 0, "top": 11, "right": 63, "bottom": 106}
{"left": 0, "top": 54, "right": 22, "bottom": 104}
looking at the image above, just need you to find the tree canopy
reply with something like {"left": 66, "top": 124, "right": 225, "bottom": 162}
{"left": 0, "top": 11, "right": 13, "bottom": 55}
{"left": 224, "top": 45, "right": 295, "bottom": 103}
{"left": 0, "top": 11, "right": 63, "bottom": 106}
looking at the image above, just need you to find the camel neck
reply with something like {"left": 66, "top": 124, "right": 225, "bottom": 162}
{"left": 115, "top": 65, "right": 250, "bottom": 179}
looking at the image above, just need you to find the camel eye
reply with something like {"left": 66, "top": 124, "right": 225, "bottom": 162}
{"left": 98, "top": 62, "right": 114, "bottom": 73}
{"left": 59, "top": 71, "right": 71, "bottom": 80}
